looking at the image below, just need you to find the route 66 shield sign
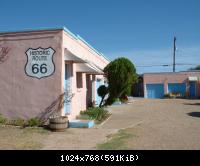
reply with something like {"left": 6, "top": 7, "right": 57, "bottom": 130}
{"left": 25, "top": 47, "right": 55, "bottom": 79}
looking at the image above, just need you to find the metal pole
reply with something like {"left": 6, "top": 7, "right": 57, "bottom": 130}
{"left": 173, "top": 37, "right": 176, "bottom": 72}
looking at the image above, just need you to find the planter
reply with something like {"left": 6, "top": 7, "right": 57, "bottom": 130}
{"left": 49, "top": 116, "right": 68, "bottom": 132}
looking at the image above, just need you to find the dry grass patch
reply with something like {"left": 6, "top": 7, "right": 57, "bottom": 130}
{"left": 0, "top": 126, "right": 50, "bottom": 150}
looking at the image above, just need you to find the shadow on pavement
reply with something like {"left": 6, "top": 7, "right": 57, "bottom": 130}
{"left": 184, "top": 103, "right": 200, "bottom": 106}
{"left": 187, "top": 112, "right": 200, "bottom": 118}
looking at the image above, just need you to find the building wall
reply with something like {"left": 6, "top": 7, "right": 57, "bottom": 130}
{"left": 62, "top": 30, "right": 108, "bottom": 69}
{"left": 0, "top": 28, "right": 109, "bottom": 120}
{"left": 62, "top": 31, "right": 109, "bottom": 120}
{"left": 67, "top": 63, "right": 87, "bottom": 120}
{"left": 143, "top": 72, "right": 200, "bottom": 98}
{"left": 0, "top": 30, "right": 63, "bottom": 119}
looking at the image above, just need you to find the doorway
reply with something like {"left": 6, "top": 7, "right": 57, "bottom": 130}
{"left": 189, "top": 82, "right": 196, "bottom": 97}
{"left": 64, "top": 63, "right": 72, "bottom": 114}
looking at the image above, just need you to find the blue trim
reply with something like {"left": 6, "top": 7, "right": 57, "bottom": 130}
{"left": 69, "top": 120, "right": 94, "bottom": 128}
{"left": 0, "top": 26, "right": 110, "bottom": 62}
{"left": 95, "top": 79, "right": 103, "bottom": 106}
{"left": 77, "top": 35, "right": 110, "bottom": 61}
{"left": 63, "top": 27, "right": 78, "bottom": 40}
{"left": 77, "top": 35, "right": 101, "bottom": 56}
{"left": 64, "top": 64, "right": 71, "bottom": 114}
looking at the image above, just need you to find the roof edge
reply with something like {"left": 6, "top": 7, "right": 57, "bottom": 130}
{"left": 0, "top": 26, "right": 64, "bottom": 34}
{"left": 0, "top": 26, "right": 110, "bottom": 62}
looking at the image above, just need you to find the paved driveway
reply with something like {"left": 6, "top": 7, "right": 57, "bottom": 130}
{"left": 101, "top": 98, "right": 200, "bottom": 150}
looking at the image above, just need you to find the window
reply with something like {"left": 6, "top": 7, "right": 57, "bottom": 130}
{"left": 76, "top": 72, "right": 83, "bottom": 88}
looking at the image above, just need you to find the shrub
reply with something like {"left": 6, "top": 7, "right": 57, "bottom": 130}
{"left": 120, "top": 95, "right": 128, "bottom": 103}
{"left": 27, "top": 118, "right": 42, "bottom": 127}
{"left": 81, "top": 107, "right": 109, "bottom": 121}
{"left": 163, "top": 93, "right": 171, "bottom": 98}
{"left": 0, "top": 114, "right": 7, "bottom": 124}
{"left": 0, "top": 115, "right": 43, "bottom": 128}
{"left": 9, "top": 118, "right": 26, "bottom": 127}
{"left": 104, "top": 57, "right": 138, "bottom": 105}
{"left": 115, "top": 98, "right": 120, "bottom": 102}
{"left": 97, "top": 85, "right": 108, "bottom": 107}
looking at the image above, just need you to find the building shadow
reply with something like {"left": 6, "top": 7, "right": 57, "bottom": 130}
{"left": 187, "top": 112, "right": 200, "bottom": 118}
{"left": 187, "top": 98, "right": 200, "bottom": 100}
{"left": 184, "top": 103, "right": 200, "bottom": 106}
{"left": 37, "top": 93, "right": 65, "bottom": 124}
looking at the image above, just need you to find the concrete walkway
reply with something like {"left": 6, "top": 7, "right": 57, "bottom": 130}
{"left": 98, "top": 105, "right": 143, "bottom": 130}
{"left": 41, "top": 100, "right": 143, "bottom": 150}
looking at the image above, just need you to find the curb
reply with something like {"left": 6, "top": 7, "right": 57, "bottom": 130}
{"left": 94, "top": 115, "right": 112, "bottom": 129}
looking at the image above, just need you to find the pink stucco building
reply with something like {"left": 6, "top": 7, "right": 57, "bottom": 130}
{"left": 143, "top": 71, "right": 200, "bottom": 98}
{"left": 0, "top": 27, "right": 109, "bottom": 120}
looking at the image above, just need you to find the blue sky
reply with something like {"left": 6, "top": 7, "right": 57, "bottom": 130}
{"left": 0, "top": 0, "right": 200, "bottom": 73}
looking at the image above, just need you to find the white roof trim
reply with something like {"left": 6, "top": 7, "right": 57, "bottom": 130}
{"left": 65, "top": 48, "right": 104, "bottom": 74}
{"left": 76, "top": 63, "right": 103, "bottom": 74}
{"left": 65, "top": 49, "right": 86, "bottom": 63}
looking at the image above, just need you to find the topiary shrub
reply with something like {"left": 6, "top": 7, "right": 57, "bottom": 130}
{"left": 104, "top": 57, "right": 137, "bottom": 105}
{"left": 97, "top": 85, "right": 108, "bottom": 107}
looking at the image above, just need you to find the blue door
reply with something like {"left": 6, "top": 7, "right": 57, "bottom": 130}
{"left": 168, "top": 83, "right": 186, "bottom": 96}
{"left": 64, "top": 64, "right": 71, "bottom": 114}
{"left": 146, "top": 84, "right": 164, "bottom": 98}
{"left": 189, "top": 82, "right": 196, "bottom": 97}
{"left": 95, "top": 79, "right": 102, "bottom": 106}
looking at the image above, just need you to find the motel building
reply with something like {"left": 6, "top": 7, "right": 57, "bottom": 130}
{"left": 0, "top": 27, "right": 109, "bottom": 121}
{"left": 143, "top": 71, "right": 200, "bottom": 99}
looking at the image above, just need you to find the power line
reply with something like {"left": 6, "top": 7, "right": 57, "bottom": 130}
{"left": 136, "top": 63, "right": 199, "bottom": 67}
{"left": 136, "top": 64, "right": 171, "bottom": 67}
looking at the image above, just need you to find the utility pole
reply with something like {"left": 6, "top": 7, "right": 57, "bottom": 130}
{"left": 173, "top": 36, "right": 176, "bottom": 72}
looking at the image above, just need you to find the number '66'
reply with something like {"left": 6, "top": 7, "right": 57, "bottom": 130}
{"left": 32, "top": 64, "right": 47, "bottom": 74}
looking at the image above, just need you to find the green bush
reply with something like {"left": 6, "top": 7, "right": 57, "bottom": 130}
{"left": 0, "top": 114, "right": 43, "bottom": 128}
{"left": 0, "top": 114, "right": 7, "bottom": 124}
{"left": 27, "top": 118, "right": 42, "bottom": 127}
{"left": 81, "top": 107, "right": 109, "bottom": 121}
{"left": 104, "top": 57, "right": 138, "bottom": 105}
{"left": 115, "top": 98, "right": 120, "bottom": 102}
{"left": 9, "top": 118, "right": 26, "bottom": 127}
{"left": 163, "top": 93, "right": 171, "bottom": 98}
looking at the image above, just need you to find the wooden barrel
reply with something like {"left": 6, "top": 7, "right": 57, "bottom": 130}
{"left": 49, "top": 116, "right": 68, "bottom": 132}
